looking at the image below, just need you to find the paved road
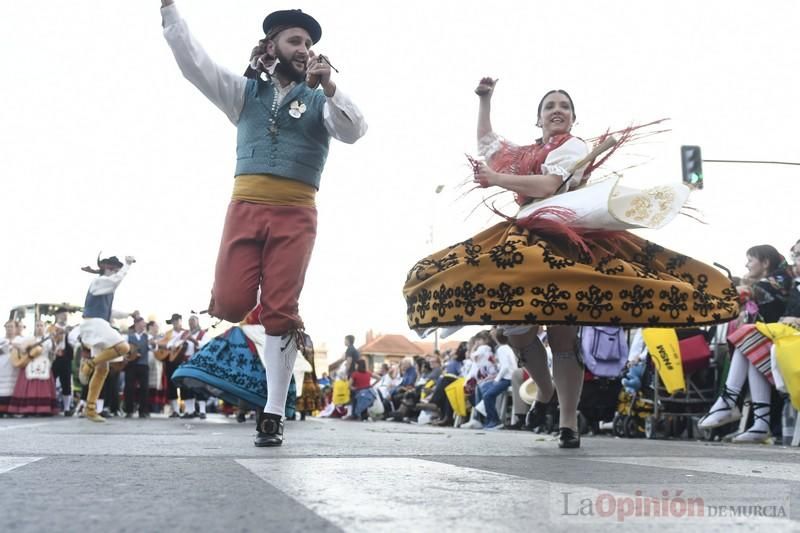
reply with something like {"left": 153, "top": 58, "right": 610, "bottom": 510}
{"left": 1, "top": 414, "right": 798, "bottom": 532}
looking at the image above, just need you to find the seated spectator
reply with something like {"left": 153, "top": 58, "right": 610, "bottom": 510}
{"left": 478, "top": 328, "right": 517, "bottom": 429}
{"left": 426, "top": 355, "right": 442, "bottom": 384}
{"left": 373, "top": 363, "right": 393, "bottom": 409}
{"left": 422, "top": 342, "right": 467, "bottom": 426}
{"left": 505, "top": 367, "right": 531, "bottom": 429}
{"left": 390, "top": 357, "right": 417, "bottom": 407}
{"left": 318, "top": 372, "right": 331, "bottom": 389}
{"left": 699, "top": 244, "right": 793, "bottom": 443}
{"left": 349, "top": 359, "right": 375, "bottom": 420}
{"left": 461, "top": 331, "right": 497, "bottom": 429}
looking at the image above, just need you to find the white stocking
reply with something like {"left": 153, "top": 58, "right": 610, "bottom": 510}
{"left": 748, "top": 363, "right": 771, "bottom": 432}
{"left": 261, "top": 334, "right": 298, "bottom": 417}
{"left": 709, "top": 347, "right": 747, "bottom": 412}
{"left": 552, "top": 351, "right": 583, "bottom": 431}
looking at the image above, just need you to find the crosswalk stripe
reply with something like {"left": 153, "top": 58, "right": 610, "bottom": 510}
{"left": 238, "top": 457, "right": 547, "bottom": 532}
{"left": 586, "top": 456, "right": 800, "bottom": 483}
{"left": 0, "top": 422, "right": 54, "bottom": 432}
{"left": 0, "top": 456, "right": 42, "bottom": 474}
{"left": 237, "top": 457, "right": 797, "bottom": 532}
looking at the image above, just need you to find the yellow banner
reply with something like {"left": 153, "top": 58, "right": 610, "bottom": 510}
{"left": 755, "top": 323, "right": 800, "bottom": 410}
{"left": 445, "top": 377, "right": 468, "bottom": 417}
{"left": 643, "top": 328, "right": 686, "bottom": 394}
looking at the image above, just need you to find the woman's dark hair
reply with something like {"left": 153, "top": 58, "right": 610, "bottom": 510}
{"left": 493, "top": 328, "right": 509, "bottom": 345}
{"left": 537, "top": 89, "right": 576, "bottom": 122}
{"left": 455, "top": 342, "right": 468, "bottom": 361}
{"left": 356, "top": 359, "right": 367, "bottom": 373}
{"left": 746, "top": 244, "right": 785, "bottom": 273}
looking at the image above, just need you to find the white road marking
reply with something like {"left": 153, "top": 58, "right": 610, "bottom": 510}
{"left": 237, "top": 457, "right": 797, "bottom": 532}
{"left": 588, "top": 456, "right": 800, "bottom": 483}
{"left": 0, "top": 422, "right": 54, "bottom": 431}
{"left": 0, "top": 456, "right": 42, "bottom": 474}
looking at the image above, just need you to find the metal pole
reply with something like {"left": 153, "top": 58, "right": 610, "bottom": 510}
{"left": 703, "top": 159, "right": 800, "bottom": 167}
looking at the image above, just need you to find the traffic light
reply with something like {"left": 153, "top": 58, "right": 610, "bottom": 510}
{"left": 681, "top": 145, "right": 703, "bottom": 189}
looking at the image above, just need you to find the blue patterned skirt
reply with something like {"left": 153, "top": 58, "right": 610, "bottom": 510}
{"left": 171, "top": 327, "right": 295, "bottom": 417}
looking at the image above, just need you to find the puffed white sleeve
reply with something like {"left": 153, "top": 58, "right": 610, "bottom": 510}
{"left": 162, "top": 3, "right": 247, "bottom": 125}
{"left": 477, "top": 131, "right": 517, "bottom": 161}
{"left": 88, "top": 264, "right": 131, "bottom": 296}
{"left": 541, "top": 137, "right": 589, "bottom": 191}
{"left": 323, "top": 89, "right": 368, "bottom": 144}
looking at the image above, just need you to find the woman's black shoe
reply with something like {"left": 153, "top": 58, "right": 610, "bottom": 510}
{"left": 254, "top": 412, "right": 283, "bottom": 447}
{"left": 525, "top": 391, "right": 556, "bottom": 430}
{"left": 558, "top": 427, "right": 580, "bottom": 449}
{"left": 505, "top": 415, "right": 526, "bottom": 430}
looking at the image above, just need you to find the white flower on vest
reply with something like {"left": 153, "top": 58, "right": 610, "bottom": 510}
{"left": 289, "top": 100, "right": 307, "bottom": 119}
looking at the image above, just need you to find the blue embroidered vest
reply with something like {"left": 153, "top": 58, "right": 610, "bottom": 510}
{"left": 83, "top": 291, "right": 114, "bottom": 321}
{"left": 234, "top": 78, "right": 330, "bottom": 190}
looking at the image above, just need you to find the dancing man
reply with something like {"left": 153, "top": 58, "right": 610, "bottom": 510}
{"left": 160, "top": 1, "right": 367, "bottom": 446}
{"left": 78, "top": 255, "right": 136, "bottom": 422}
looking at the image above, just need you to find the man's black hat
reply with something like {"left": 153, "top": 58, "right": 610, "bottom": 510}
{"left": 262, "top": 9, "right": 322, "bottom": 44}
{"left": 166, "top": 313, "right": 183, "bottom": 325}
{"left": 98, "top": 256, "right": 124, "bottom": 269}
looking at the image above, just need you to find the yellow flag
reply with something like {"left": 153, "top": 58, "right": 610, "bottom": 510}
{"left": 445, "top": 377, "right": 468, "bottom": 417}
{"left": 643, "top": 328, "right": 686, "bottom": 394}
{"left": 756, "top": 323, "right": 800, "bottom": 410}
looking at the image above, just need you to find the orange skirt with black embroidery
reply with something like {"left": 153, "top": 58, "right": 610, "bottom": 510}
{"left": 403, "top": 222, "right": 739, "bottom": 330}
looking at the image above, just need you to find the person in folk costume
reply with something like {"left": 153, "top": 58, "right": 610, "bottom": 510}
{"left": 162, "top": 313, "right": 186, "bottom": 417}
{"left": 0, "top": 321, "right": 22, "bottom": 416}
{"left": 296, "top": 332, "right": 323, "bottom": 420}
{"left": 699, "top": 244, "right": 794, "bottom": 443}
{"left": 77, "top": 255, "right": 136, "bottom": 422}
{"left": 171, "top": 315, "right": 209, "bottom": 419}
{"left": 50, "top": 308, "right": 76, "bottom": 415}
{"left": 125, "top": 317, "right": 151, "bottom": 418}
{"left": 146, "top": 320, "right": 167, "bottom": 413}
{"left": 160, "top": 0, "right": 367, "bottom": 446}
{"left": 8, "top": 320, "right": 59, "bottom": 415}
{"left": 171, "top": 304, "right": 299, "bottom": 424}
{"left": 403, "top": 79, "right": 739, "bottom": 449}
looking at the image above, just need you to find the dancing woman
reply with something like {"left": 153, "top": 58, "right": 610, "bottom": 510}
{"left": 403, "top": 78, "right": 738, "bottom": 448}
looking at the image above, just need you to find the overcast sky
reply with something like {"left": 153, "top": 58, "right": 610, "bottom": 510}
{"left": 1, "top": 1, "right": 798, "bottom": 357}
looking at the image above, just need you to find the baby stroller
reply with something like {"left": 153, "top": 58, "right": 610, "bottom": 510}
{"left": 612, "top": 358, "right": 655, "bottom": 438}
{"left": 643, "top": 326, "right": 725, "bottom": 439}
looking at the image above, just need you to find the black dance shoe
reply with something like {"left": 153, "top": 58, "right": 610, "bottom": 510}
{"left": 504, "top": 415, "right": 526, "bottom": 430}
{"left": 558, "top": 427, "right": 581, "bottom": 449}
{"left": 525, "top": 391, "right": 557, "bottom": 431}
{"left": 254, "top": 412, "right": 284, "bottom": 447}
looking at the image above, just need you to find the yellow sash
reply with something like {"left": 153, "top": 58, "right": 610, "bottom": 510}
{"left": 232, "top": 174, "right": 316, "bottom": 207}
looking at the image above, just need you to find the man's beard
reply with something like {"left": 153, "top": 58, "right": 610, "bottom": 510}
{"left": 274, "top": 49, "right": 306, "bottom": 83}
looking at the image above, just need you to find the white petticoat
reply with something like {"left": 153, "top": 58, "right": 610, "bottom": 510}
{"left": 80, "top": 318, "right": 126, "bottom": 358}
{"left": 413, "top": 178, "right": 691, "bottom": 340}
{"left": 517, "top": 176, "right": 690, "bottom": 231}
